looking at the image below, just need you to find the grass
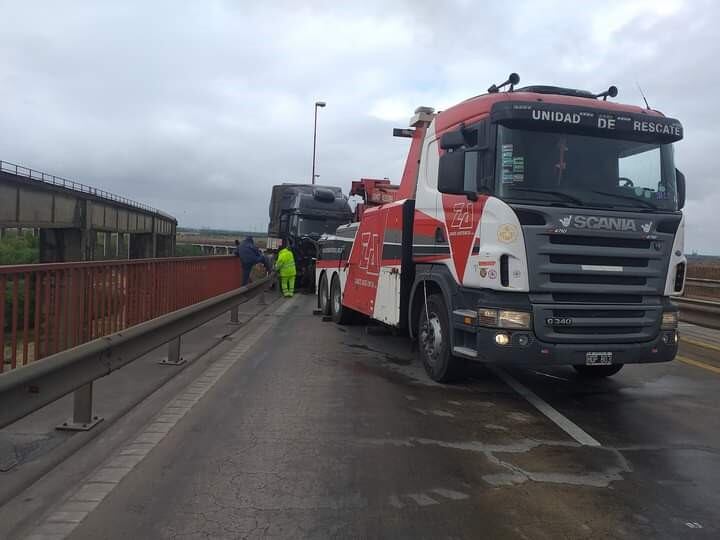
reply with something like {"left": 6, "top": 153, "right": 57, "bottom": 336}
{"left": 0, "top": 234, "right": 39, "bottom": 266}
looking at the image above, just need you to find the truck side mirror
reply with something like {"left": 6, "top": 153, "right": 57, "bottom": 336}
{"left": 440, "top": 130, "right": 465, "bottom": 150}
{"left": 279, "top": 214, "right": 289, "bottom": 234}
{"left": 676, "top": 168, "right": 685, "bottom": 210}
{"left": 438, "top": 149, "right": 480, "bottom": 201}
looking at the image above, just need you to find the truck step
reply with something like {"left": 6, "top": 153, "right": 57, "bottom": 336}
{"left": 452, "top": 346, "right": 478, "bottom": 359}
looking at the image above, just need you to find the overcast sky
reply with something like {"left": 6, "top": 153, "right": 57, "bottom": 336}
{"left": 0, "top": 0, "right": 717, "bottom": 252}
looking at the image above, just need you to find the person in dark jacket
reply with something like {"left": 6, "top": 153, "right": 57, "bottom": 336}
{"left": 235, "top": 237, "right": 269, "bottom": 286}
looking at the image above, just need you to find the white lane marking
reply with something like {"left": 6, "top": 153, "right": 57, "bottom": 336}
{"left": 407, "top": 493, "right": 439, "bottom": 506}
{"left": 490, "top": 366, "right": 602, "bottom": 447}
{"left": 29, "top": 296, "right": 296, "bottom": 540}
{"left": 531, "top": 370, "right": 571, "bottom": 382}
{"left": 431, "top": 488, "right": 469, "bottom": 500}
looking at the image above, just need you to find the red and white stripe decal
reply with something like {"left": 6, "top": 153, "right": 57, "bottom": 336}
{"left": 440, "top": 194, "right": 489, "bottom": 283}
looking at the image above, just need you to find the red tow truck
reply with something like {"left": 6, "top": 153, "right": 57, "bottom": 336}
{"left": 316, "top": 74, "right": 687, "bottom": 382}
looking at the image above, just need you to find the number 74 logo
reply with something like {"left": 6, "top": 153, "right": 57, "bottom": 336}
{"left": 359, "top": 232, "right": 380, "bottom": 274}
{"left": 451, "top": 202, "right": 473, "bottom": 230}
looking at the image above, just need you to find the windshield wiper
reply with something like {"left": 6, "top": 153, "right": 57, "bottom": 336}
{"left": 588, "top": 190, "right": 659, "bottom": 210}
{"left": 505, "top": 187, "right": 586, "bottom": 206}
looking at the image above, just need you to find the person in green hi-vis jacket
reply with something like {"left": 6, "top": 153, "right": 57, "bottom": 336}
{"left": 274, "top": 240, "right": 297, "bottom": 297}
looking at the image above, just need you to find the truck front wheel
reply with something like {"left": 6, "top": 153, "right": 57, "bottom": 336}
{"left": 418, "top": 294, "right": 465, "bottom": 383}
{"left": 573, "top": 364, "right": 624, "bottom": 377}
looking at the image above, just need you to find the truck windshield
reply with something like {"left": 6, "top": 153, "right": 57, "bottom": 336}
{"left": 495, "top": 126, "right": 678, "bottom": 211}
{"left": 297, "top": 217, "right": 344, "bottom": 237}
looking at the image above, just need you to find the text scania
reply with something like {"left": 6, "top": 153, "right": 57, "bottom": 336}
{"left": 568, "top": 215, "right": 650, "bottom": 232}
{"left": 532, "top": 110, "right": 581, "bottom": 124}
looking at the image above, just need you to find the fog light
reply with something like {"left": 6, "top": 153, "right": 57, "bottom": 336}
{"left": 495, "top": 333, "right": 510, "bottom": 346}
{"left": 662, "top": 331, "right": 677, "bottom": 345}
{"left": 517, "top": 334, "right": 529, "bottom": 347}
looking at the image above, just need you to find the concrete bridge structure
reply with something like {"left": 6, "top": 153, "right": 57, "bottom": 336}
{"left": 0, "top": 160, "right": 176, "bottom": 262}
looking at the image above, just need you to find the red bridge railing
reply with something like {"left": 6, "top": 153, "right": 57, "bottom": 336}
{"left": 1, "top": 256, "right": 242, "bottom": 373}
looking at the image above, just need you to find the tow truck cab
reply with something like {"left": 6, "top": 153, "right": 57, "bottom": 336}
{"left": 317, "top": 76, "right": 686, "bottom": 381}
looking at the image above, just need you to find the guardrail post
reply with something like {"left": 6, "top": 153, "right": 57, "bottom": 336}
{"left": 159, "top": 336, "right": 185, "bottom": 365}
{"left": 229, "top": 305, "right": 240, "bottom": 325}
{"left": 56, "top": 383, "right": 103, "bottom": 431}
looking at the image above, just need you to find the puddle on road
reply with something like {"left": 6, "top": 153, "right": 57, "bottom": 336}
{"left": 359, "top": 436, "right": 631, "bottom": 489}
{"left": 328, "top": 326, "right": 632, "bottom": 491}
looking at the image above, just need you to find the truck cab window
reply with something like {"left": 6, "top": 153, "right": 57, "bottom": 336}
{"left": 618, "top": 146, "right": 666, "bottom": 196}
{"left": 495, "top": 126, "right": 678, "bottom": 211}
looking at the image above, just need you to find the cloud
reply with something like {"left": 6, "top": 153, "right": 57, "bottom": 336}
{"left": 0, "top": 0, "right": 717, "bottom": 252}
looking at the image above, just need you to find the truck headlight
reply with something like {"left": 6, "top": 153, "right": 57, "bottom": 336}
{"left": 477, "top": 308, "right": 531, "bottom": 329}
{"left": 478, "top": 308, "right": 498, "bottom": 327}
{"left": 498, "top": 310, "right": 531, "bottom": 329}
{"left": 661, "top": 311, "right": 679, "bottom": 330}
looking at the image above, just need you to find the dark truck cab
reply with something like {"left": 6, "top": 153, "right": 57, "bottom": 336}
{"left": 268, "top": 184, "right": 353, "bottom": 290}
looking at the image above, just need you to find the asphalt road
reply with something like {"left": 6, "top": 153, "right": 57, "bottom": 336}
{"left": 25, "top": 295, "right": 720, "bottom": 539}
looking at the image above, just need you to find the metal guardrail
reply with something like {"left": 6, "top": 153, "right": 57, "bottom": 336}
{"left": 682, "top": 278, "right": 720, "bottom": 329}
{"left": 686, "top": 277, "right": 720, "bottom": 284}
{"left": 0, "top": 159, "right": 173, "bottom": 218}
{"left": 1, "top": 256, "right": 243, "bottom": 373}
{"left": 675, "top": 296, "right": 720, "bottom": 331}
{"left": 0, "top": 272, "right": 274, "bottom": 430}
{"left": 685, "top": 277, "right": 720, "bottom": 291}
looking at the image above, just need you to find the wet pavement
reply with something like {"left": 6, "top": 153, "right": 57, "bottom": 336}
{"left": 11, "top": 296, "right": 720, "bottom": 539}
{"left": 0, "top": 297, "right": 268, "bottom": 513}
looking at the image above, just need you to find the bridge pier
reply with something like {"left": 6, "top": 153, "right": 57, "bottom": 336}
{"left": 119, "top": 232, "right": 129, "bottom": 258}
{"left": 129, "top": 232, "right": 157, "bottom": 259}
{"left": 39, "top": 228, "right": 89, "bottom": 262}
{"left": 156, "top": 234, "right": 173, "bottom": 257}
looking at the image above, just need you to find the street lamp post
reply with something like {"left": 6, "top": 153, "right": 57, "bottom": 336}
{"left": 311, "top": 101, "right": 326, "bottom": 185}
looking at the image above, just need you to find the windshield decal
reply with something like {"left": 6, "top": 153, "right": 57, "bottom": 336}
{"left": 501, "top": 144, "right": 525, "bottom": 184}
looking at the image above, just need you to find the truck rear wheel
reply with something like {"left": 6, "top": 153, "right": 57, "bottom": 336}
{"left": 573, "top": 364, "right": 624, "bottom": 377}
{"left": 330, "top": 275, "right": 354, "bottom": 325}
{"left": 418, "top": 294, "right": 465, "bottom": 383}
{"left": 318, "top": 272, "right": 330, "bottom": 316}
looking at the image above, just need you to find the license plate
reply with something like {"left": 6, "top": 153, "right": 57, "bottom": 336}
{"left": 585, "top": 352, "right": 613, "bottom": 366}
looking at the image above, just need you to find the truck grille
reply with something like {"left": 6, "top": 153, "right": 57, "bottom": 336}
{"left": 533, "top": 304, "right": 661, "bottom": 344}
{"left": 519, "top": 206, "right": 678, "bottom": 344}
{"left": 549, "top": 235, "right": 651, "bottom": 249}
{"left": 548, "top": 254, "right": 648, "bottom": 267}
{"left": 551, "top": 293, "right": 643, "bottom": 304}
{"left": 549, "top": 273, "right": 646, "bottom": 286}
